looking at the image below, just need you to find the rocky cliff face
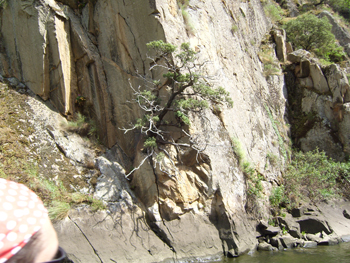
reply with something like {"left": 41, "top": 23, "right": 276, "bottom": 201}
{"left": 0, "top": 0, "right": 308, "bottom": 262}
{"left": 284, "top": 49, "right": 350, "bottom": 162}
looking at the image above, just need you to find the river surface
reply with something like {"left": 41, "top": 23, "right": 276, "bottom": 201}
{"left": 210, "top": 241, "right": 350, "bottom": 263}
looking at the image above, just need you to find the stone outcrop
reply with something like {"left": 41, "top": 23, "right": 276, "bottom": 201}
{"left": 309, "top": 63, "right": 329, "bottom": 94}
{"left": 272, "top": 29, "right": 287, "bottom": 62}
{"left": 285, "top": 50, "right": 350, "bottom": 160}
{"left": 257, "top": 201, "right": 350, "bottom": 252}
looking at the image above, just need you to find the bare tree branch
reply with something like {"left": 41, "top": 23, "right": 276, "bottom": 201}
{"left": 121, "top": 41, "right": 232, "bottom": 178}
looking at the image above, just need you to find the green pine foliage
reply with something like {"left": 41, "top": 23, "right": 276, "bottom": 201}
{"left": 126, "top": 40, "right": 233, "bottom": 151}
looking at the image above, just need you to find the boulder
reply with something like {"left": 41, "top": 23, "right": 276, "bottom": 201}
{"left": 302, "top": 241, "right": 317, "bottom": 248}
{"left": 298, "top": 76, "right": 313, "bottom": 89}
{"left": 305, "top": 233, "right": 322, "bottom": 243}
{"left": 286, "top": 42, "right": 293, "bottom": 54}
{"left": 94, "top": 156, "right": 129, "bottom": 202}
{"left": 291, "top": 207, "right": 306, "bottom": 217}
{"left": 47, "top": 128, "right": 95, "bottom": 165}
{"left": 279, "top": 235, "right": 299, "bottom": 248}
{"left": 55, "top": 207, "right": 174, "bottom": 263}
{"left": 262, "top": 226, "right": 281, "bottom": 236}
{"left": 324, "top": 64, "right": 350, "bottom": 104}
{"left": 258, "top": 220, "right": 270, "bottom": 229}
{"left": 328, "top": 237, "right": 341, "bottom": 245}
{"left": 316, "top": 201, "right": 350, "bottom": 238}
{"left": 341, "top": 235, "right": 350, "bottom": 242}
{"left": 277, "top": 214, "right": 301, "bottom": 238}
{"left": 6, "top": 77, "right": 20, "bottom": 87}
{"left": 258, "top": 241, "right": 277, "bottom": 251}
{"left": 287, "top": 49, "right": 311, "bottom": 63}
{"left": 257, "top": 221, "right": 281, "bottom": 237}
{"left": 297, "top": 59, "right": 311, "bottom": 78}
{"left": 309, "top": 63, "right": 329, "bottom": 94}
{"left": 272, "top": 29, "right": 287, "bottom": 62}
{"left": 270, "top": 237, "right": 284, "bottom": 250}
{"left": 281, "top": 0, "right": 299, "bottom": 17}
{"left": 299, "top": 122, "right": 345, "bottom": 162}
{"left": 297, "top": 217, "right": 332, "bottom": 235}
{"left": 318, "top": 235, "right": 340, "bottom": 246}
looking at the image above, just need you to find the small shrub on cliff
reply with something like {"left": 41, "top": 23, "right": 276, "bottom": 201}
{"left": 284, "top": 13, "right": 345, "bottom": 62}
{"left": 62, "top": 112, "right": 97, "bottom": 138}
{"left": 269, "top": 185, "right": 287, "bottom": 209}
{"left": 264, "top": 3, "right": 284, "bottom": 22}
{"left": 181, "top": 4, "right": 195, "bottom": 34}
{"left": 231, "top": 24, "right": 239, "bottom": 34}
{"left": 259, "top": 45, "right": 281, "bottom": 77}
{"left": 231, "top": 137, "right": 246, "bottom": 165}
{"left": 247, "top": 171, "right": 264, "bottom": 197}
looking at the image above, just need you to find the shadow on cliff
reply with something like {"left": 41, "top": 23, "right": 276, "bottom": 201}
{"left": 209, "top": 188, "right": 240, "bottom": 258}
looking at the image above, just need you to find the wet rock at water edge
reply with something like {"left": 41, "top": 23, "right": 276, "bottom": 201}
{"left": 258, "top": 241, "right": 278, "bottom": 251}
{"left": 341, "top": 235, "right": 350, "bottom": 242}
{"left": 302, "top": 241, "right": 317, "bottom": 248}
{"left": 279, "top": 235, "right": 300, "bottom": 248}
{"left": 270, "top": 237, "right": 284, "bottom": 250}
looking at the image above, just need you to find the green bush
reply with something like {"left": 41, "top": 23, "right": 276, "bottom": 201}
{"left": 231, "top": 137, "right": 246, "bottom": 165}
{"left": 247, "top": 172, "right": 264, "bottom": 197}
{"left": 284, "top": 13, "right": 345, "bottom": 62}
{"left": 269, "top": 185, "right": 286, "bottom": 208}
{"left": 328, "top": 0, "right": 350, "bottom": 17}
{"left": 284, "top": 149, "right": 350, "bottom": 207}
{"left": 264, "top": 3, "right": 284, "bottom": 22}
{"left": 231, "top": 24, "right": 239, "bottom": 34}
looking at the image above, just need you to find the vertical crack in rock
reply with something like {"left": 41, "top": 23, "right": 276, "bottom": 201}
{"left": 209, "top": 189, "right": 240, "bottom": 257}
{"left": 147, "top": 158, "right": 177, "bottom": 254}
{"left": 68, "top": 216, "right": 103, "bottom": 263}
{"left": 117, "top": 13, "right": 146, "bottom": 75}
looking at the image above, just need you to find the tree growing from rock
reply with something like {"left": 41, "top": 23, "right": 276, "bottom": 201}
{"left": 284, "top": 13, "right": 345, "bottom": 62}
{"left": 122, "top": 40, "right": 233, "bottom": 177}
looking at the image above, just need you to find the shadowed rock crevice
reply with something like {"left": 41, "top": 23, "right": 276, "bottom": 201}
{"left": 210, "top": 189, "right": 239, "bottom": 257}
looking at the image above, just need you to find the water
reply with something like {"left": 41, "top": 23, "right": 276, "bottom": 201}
{"left": 210, "top": 242, "right": 350, "bottom": 263}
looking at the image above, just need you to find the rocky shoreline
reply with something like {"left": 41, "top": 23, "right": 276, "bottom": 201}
{"left": 257, "top": 200, "right": 350, "bottom": 252}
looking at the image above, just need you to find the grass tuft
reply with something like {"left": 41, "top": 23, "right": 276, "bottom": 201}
{"left": 49, "top": 201, "right": 71, "bottom": 221}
